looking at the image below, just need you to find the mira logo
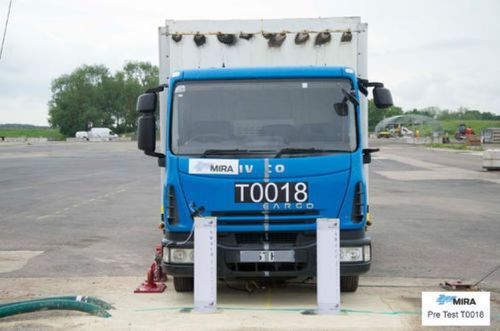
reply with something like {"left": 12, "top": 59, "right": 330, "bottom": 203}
{"left": 189, "top": 159, "right": 239, "bottom": 175}
{"left": 436, "top": 294, "right": 476, "bottom": 305}
{"left": 210, "top": 164, "right": 234, "bottom": 173}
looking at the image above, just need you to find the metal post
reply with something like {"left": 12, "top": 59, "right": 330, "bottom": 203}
{"left": 316, "top": 218, "right": 340, "bottom": 314}
{"left": 194, "top": 217, "right": 217, "bottom": 312}
{"left": 357, "top": 23, "right": 370, "bottom": 208}
{"left": 158, "top": 25, "right": 170, "bottom": 212}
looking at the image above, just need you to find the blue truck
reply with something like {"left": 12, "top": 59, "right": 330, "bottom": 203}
{"left": 136, "top": 18, "right": 392, "bottom": 292}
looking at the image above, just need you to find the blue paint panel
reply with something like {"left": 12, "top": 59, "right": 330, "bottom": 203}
{"left": 163, "top": 66, "right": 366, "bottom": 233}
{"left": 177, "top": 153, "right": 351, "bottom": 178}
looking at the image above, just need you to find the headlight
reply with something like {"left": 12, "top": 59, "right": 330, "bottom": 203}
{"left": 340, "top": 247, "right": 363, "bottom": 262}
{"left": 169, "top": 248, "right": 194, "bottom": 264}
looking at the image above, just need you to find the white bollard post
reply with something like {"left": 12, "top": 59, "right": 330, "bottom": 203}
{"left": 316, "top": 218, "right": 341, "bottom": 314}
{"left": 194, "top": 217, "right": 217, "bottom": 312}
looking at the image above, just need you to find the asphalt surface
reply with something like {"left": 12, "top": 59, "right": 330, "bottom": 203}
{"left": 0, "top": 142, "right": 160, "bottom": 278}
{"left": 369, "top": 141, "right": 500, "bottom": 286}
{"left": 0, "top": 140, "right": 499, "bottom": 288}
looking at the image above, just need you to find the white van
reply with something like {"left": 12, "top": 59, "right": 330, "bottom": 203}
{"left": 75, "top": 131, "right": 89, "bottom": 140}
{"left": 87, "top": 128, "right": 118, "bottom": 141}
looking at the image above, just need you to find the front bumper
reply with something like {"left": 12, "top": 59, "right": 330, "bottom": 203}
{"left": 162, "top": 230, "right": 371, "bottom": 279}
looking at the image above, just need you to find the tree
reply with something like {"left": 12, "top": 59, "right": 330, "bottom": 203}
{"left": 118, "top": 62, "right": 159, "bottom": 133}
{"left": 48, "top": 65, "right": 113, "bottom": 136}
{"left": 48, "top": 61, "right": 159, "bottom": 136}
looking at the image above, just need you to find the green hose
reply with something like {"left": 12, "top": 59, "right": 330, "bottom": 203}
{"left": 0, "top": 296, "right": 114, "bottom": 310}
{"left": 0, "top": 299, "right": 111, "bottom": 319}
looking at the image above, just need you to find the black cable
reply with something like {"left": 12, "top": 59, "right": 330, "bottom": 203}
{"left": 360, "top": 284, "right": 437, "bottom": 288}
{"left": 473, "top": 264, "right": 500, "bottom": 287}
{"left": 0, "top": 0, "right": 13, "bottom": 61}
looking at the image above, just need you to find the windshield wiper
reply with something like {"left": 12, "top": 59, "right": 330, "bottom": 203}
{"left": 274, "top": 148, "right": 344, "bottom": 158}
{"left": 200, "top": 149, "right": 249, "bottom": 158}
{"left": 200, "top": 149, "right": 274, "bottom": 158}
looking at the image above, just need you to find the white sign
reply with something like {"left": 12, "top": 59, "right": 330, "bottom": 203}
{"left": 316, "top": 218, "right": 340, "bottom": 314}
{"left": 189, "top": 159, "right": 239, "bottom": 175}
{"left": 194, "top": 217, "right": 217, "bottom": 312}
{"left": 422, "top": 292, "right": 490, "bottom": 326}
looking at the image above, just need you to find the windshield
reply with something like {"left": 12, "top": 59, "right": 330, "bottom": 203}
{"left": 171, "top": 78, "right": 357, "bottom": 157}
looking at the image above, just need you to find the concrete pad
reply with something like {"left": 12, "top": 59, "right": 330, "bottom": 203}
{"left": 2, "top": 276, "right": 497, "bottom": 330}
{"left": 0, "top": 277, "right": 417, "bottom": 330}
{"left": 0, "top": 251, "right": 43, "bottom": 273}
{"left": 376, "top": 152, "right": 500, "bottom": 184}
{"left": 483, "top": 149, "right": 500, "bottom": 169}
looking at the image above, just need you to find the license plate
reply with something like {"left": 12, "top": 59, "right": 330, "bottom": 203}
{"left": 240, "top": 250, "right": 295, "bottom": 262}
{"left": 235, "top": 182, "right": 308, "bottom": 203}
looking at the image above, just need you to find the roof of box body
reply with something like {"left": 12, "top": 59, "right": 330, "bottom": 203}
{"left": 174, "top": 66, "right": 355, "bottom": 81}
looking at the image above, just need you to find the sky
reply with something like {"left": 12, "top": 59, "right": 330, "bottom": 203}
{"left": 0, "top": 0, "right": 499, "bottom": 125}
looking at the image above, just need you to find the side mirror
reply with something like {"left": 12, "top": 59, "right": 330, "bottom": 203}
{"left": 136, "top": 87, "right": 167, "bottom": 167}
{"left": 137, "top": 112, "right": 156, "bottom": 153}
{"left": 373, "top": 87, "right": 393, "bottom": 109}
{"left": 137, "top": 93, "right": 157, "bottom": 113}
{"left": 333, "top": 102, "right": 349, "bottom": 116}
{"left": 136, "top": 93, "right": 157, "bottom": 153}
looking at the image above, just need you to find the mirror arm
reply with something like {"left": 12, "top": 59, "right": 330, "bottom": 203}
{"left": 357, "top": 78, "right": 368, "bottom": 96}
{"left": 362, "top": 148, "right": 380, "bottom": 164}
{"left": 146, "top": 83, "right": 168, "bottom": 94}
{"left": 144, "top": 151, "right": 166, "bottom": 168}
{"left": 357, "top": 78, "right": 384, "bottom": 95}
{"left": 366, "top": 82, "right": 384, "bottom": 88}
{"left": 358, "top": 85, "right": 368, "bottom": 96}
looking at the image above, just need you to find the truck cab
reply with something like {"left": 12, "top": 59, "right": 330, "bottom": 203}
{"left": 136, "top": 18, "right": 392, "bottom": 292}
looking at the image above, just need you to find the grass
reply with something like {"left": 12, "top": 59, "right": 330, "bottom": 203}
{"left": 120, "top": 131, "right": 136, "bottom": 138}
{"left": 0, "top": 128, "right": 65, "bottom": 140}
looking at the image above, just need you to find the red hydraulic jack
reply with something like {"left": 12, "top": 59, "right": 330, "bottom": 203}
{"left": 134, "top": 244, "right": 167, "bottom": 293}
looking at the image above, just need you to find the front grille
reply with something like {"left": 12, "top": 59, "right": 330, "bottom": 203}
{"left": 212, "top": 210, "right": 319, "bottom": 217}
{"left": 213, "top": 210, "right": 319, "bottom": 227}
{"left": 226, "top": 262, "right": 307, "bottom": 272}
{"left": 235, "top": 232, "right": 298, "bottom": 245}
{"left": 352, "top": 182, "right": 364, "bottom": 223}
{"left": 218, "top": 218, "right": 316, "bottom": 226}
{"left": 167, "top": 185, "right": 178, "bottom": 225}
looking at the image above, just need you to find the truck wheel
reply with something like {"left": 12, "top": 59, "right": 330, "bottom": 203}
{"left": 173, "top": 277, "right": 194, "bottom": 292}
{"left": 340, "top": 275, "right": 359, "bottom": 292}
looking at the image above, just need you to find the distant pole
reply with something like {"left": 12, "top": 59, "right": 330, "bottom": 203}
{"left": 0, "top": 0, "right": 14, "bottom": 61}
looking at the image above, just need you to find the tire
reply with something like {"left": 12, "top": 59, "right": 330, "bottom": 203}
{"left": 173, "top": 277, "right": 194, "bottom": 292}
{"left": 340, "top": 275, "right": 359, "bottom": 292}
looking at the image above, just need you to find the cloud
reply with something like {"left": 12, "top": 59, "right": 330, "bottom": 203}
{"left": 1, "top": 0, "right": 500, "bottom": 125}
